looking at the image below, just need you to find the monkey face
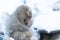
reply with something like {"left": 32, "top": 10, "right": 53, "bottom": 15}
{"left": 15, "top": 5, "right": 32, "bottom": 26}
{"left": 24, "top": 17, "right": 31, "bottom": 26}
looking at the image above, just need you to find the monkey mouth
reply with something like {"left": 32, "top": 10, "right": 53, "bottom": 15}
{"left": 24, "top": 18, "right": 30, "bottom": 26}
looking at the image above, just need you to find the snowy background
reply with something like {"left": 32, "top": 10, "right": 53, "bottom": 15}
{"left": 0, "top": 0, "right": 60, "bottom": 40}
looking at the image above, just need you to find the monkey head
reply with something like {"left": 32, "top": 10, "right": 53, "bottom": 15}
{"left": 14, "top": 5, "right": 32, "bottom": 27}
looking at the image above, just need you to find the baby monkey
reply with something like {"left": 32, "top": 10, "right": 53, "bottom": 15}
{"left": 7, "top": 5, "right": 32, "bottom": 40}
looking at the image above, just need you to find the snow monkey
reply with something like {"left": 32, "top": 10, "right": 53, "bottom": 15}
{"left": 7, "top": 5, "right": 32, "bottom": 40}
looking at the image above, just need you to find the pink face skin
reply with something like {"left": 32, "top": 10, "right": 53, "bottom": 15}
{"left": 24, "top": 17, "right": 31, "bottom": 26}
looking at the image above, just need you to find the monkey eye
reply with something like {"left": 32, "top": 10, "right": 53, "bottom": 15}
{"left": 17, "top": 12, "right": 21, "bottom": 15}
{"left": 17, "top": 14, "right": 20, "bottom": 15}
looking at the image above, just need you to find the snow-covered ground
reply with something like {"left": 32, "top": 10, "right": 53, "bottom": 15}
{"left": 0, "top": 0, "right": 60, "bottom": 40}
